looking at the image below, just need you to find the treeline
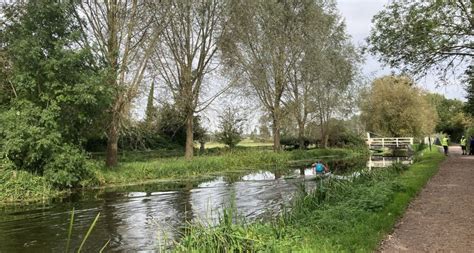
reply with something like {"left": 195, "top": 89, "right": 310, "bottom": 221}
{"left": 0, "top": 0, "right": 360, "bottom": 188}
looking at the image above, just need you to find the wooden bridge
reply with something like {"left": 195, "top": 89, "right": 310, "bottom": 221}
{"left": 366, "top": 133, "right": 413, "bottom": 149}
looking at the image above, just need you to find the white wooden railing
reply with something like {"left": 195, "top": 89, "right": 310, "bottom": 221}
{"left": 366, "top": 135, "right": 413, "bottom": 149}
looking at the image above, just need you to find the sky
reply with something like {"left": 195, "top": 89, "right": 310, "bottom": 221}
{"left": 337, "top": 0, "right": 466, "bottom": 100}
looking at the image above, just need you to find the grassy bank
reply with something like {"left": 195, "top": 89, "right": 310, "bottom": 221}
{"left": 0, "top": 147, "right": 360, "bottom": 203}
{"left": 175, "top": 148, "right": 445, "bottom": 252}
{"left": 0, "top": 170, "right": 62, "bottom": 203}
{"left": 93, "top": 148, "right": 358, "bottom": 186}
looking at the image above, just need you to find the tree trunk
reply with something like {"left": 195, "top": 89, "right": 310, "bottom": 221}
{"left": 320, "top": 120, "right": 329, "bottom": 148}
{"left": 106, "top": 122, "right": 119, "bottom": 167}
{"left": 323, "top": 132, "right": 329, "bottom": 148}
{"left": 199, "top": 141, "right": 205, "bottom": 153}
{"left": 185, "top": 112, "right": 194, "bottom": 160}
{"left": 297, "top": 121, "right": 305, "bottom": 149}
{"left": 272, "top": 114, "right": 281, "bottom": 152}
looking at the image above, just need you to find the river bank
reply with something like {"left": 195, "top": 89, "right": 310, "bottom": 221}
{"left": 0, "top": 147, "right": 362, "bottom": 204}
{"left": 174, "top": 148, "right": 445, "bottom": 252}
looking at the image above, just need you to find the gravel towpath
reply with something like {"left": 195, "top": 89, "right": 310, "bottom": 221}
{"left": 379, "top": 146, "right": 474, "bottom": 252}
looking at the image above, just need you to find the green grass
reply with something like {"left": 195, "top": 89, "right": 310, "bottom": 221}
{"left": 0, "top": 147, "right": 360, "bottom": 203}
{"left": 93, "top": 148, "right": 359, "bottom": 186}
{"left": 0, "top": 169, "right": 63, "bottom": 203}
{"left": 174, "top": 148, "right": 445, "bottom": 252}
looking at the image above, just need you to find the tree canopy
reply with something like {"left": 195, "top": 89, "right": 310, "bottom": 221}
{"left": 368, "top": 0, "right": 473, "bottom": 80}
{"left": 0, "top": 0, "right": 109, "bottom": 187}
{"left": 360, "top": 75, "right": 438, "bottom": 138}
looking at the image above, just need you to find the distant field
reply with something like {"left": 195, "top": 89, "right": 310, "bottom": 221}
{"left": 201, "top": 138, "right": 273, "bottom": 149}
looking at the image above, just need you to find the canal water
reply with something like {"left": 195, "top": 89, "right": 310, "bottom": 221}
{"left": 0, "top": 156, "right": 409, "bottom": 252}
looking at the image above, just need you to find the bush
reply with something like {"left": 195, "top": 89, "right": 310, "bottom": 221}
{"left": 43, "top": 146, "right": 91, "bottom": 188}
{"left": 280, "top": 136, "right": 318, "bottom": 150}
{"left": 329, "top": 132, "right": 366, "bottom": 148}
{"left": 0, "top": 102, "right": 94, "bottom": 188}
{"left": 0, "top": 102, "right": 61, "bottom": 174}
{"left": 215, "top": 107, "right": 245, "bottom": 148}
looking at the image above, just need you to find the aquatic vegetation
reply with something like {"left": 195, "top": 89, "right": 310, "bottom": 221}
{"left": 174, "top": 148, "right": 445, "bottom": 252}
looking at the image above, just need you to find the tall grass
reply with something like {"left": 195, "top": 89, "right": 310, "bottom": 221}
{"left": 174, "top": 148, "right": 445, "bottom": 252}
{"left": 65, "top": 208, "right": 108, "bottom": 253}
{"left": 93, "top": 148, "right": 359, "bottom": 186}
{"left": 1, "top": 147, "right": 360, "bottom": 203}
{"left": 0, "top": 169, "right": 62, "bottom": 203}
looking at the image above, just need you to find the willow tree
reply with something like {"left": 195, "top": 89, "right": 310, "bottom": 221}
{"left": 312, "top": 35, "right": 359, "bottom": 148}
{"left": 152, "top": 0, "right": 229, "bottom": 159}
{"left": 78, "top": 0, "right": 166, "bottom": 166}
{"left": 284, "top": 0, "right": 357, "bottom": 148}
{"left": 221, "top": 0, "right": 305, "bottom": 151}
{"left": 360, "top": 75, "right": 438, "bottom": 138}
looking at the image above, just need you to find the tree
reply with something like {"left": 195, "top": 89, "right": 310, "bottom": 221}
{"left": 1, "top": 1, "right": 109, "bottom": 144}
{"left": 368, "top": 0, "right": 473, "bottom": 80}
{"left": 0, "top": 0, "right": 107, "bottom": 187}
{"left": 151, "top": 0, "right": 229, "bottom": 160}
{"left": 156, "top": 103, "right": 205, "bottom": 147}
{"left": 144, "top": 81, "right": 157, "bottom": 129}
{"left": 221, "top": 0, "right": 305, "bottom": 151}
{"left": 464, "top": 66, "right": 474, "bottom": 115}
{"left": 285, "top": 1, "right": 359, "bottom": 148}
{"left": 78, "top": 0, "right": 166, "bottom": 166}
{"left": 427, "top": 93, "right": 471, "bottom": 141}
{"left": 360, "top": 75, "right": 438, "bottom": 138}
{"left": 216, "top": 107, "right": 245, "bottom": 148}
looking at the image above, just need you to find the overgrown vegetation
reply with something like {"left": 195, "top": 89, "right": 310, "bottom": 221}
{"left": 0, "top": 1, "right": 109, "bottom": 189}
{"left": 0, "top": 147, "right": 360, "bottom": 203}
{"left": 93, "top": 148, "right": 359, "bottom": 186}
{"left": 175, "top": 148, "right": 444, "bottom": 252}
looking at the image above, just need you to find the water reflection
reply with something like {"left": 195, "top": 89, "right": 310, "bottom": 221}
{"left": 0, "top": 155, "right": 410, "bottom": 252}
{"left": 367, "top": 155, "right": 413, "bottom": 170}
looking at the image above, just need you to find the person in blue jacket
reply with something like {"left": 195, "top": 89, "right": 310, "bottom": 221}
{"left": 312, "top": 160, "right": 329, "bottom": 174}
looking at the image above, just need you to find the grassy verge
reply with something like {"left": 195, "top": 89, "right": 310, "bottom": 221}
{"left": 174, "top": 148, "right": 445, "bottom": 252}
{"left": 92, "top": 148, "right": 359, "bottom": 186}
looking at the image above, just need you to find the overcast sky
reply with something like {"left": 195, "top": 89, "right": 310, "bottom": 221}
{"left": 337, "top": 0, "right": 466, "bottom": 100}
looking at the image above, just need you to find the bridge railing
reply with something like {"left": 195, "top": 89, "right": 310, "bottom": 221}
{"left": 366, "top": 137, "right": 414, "bottom": 148}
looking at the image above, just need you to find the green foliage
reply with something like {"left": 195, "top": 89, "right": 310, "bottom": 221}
{"left": 94, "top": 148, "right": 358, "bottom": 185}
{"left": 326, "top": 120, "right": 366, "bottom": 147}
{"left": 215, "top": 107, "right": 245, "bottom": 148}
{"left": 0, "top": 169, "right": 59, "bottom": 202}
{"left": 43, "top": 146, "right": 91, "bottom": 189}
{"left": 155, "top": 103, "right": 206, "bottom": 146}
{"left": 175, "top": 148, "right": 445, "bottom": 252}
{"left": 368, "top": 0, "right": 472, "bottom": 79}
{"left": 0, "top": 101, "right": 93, "bottom": 188}
{"left": 0, "top": 1, "right": 106, "bottom": 189}
{"left": 427, "top": 93, "right": 471, "bottom": 142}
{"left": 360, "top": 75, "right": 438, "bottom": 137}
{"left": 464, "top": 66, "right": 474, "bottom": 116}
{"left": 119, "top": 124, "right": 177, "bottom": 151}
{"left": 280, "top": 136, "right": 316, "bottom": 149}
{"left": 1, "top": 1, "right": 111, "bottom": 143}
{"left": 0, "top": 102, "right": 62, "bottom": 173}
